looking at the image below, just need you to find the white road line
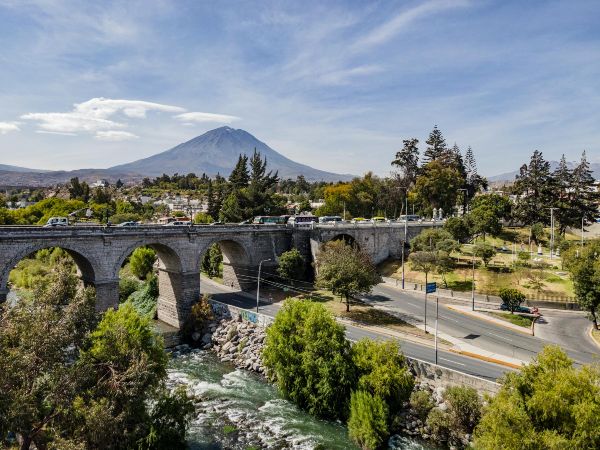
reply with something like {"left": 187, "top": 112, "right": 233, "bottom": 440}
{"left": 487, "top": 332, "right": 513, "bottom": 342}
{"left": 440, "top": 357, "right": 465, "bottom": 366}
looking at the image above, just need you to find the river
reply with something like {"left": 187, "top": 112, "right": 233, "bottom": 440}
{"left": 168, "top": 349, "right": 434, "bottom": 450}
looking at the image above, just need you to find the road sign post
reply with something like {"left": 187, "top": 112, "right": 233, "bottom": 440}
{"left": 424, "top": 279, "right": 436, "bottom": 334}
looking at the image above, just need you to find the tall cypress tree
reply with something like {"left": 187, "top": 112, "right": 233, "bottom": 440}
{"left": 423, "top": 125, "right": 447, "bottom": 163}
{"left": 229, "top": 154, "right": 249, "bottom": 190}
{"left": 514, "top": 150, "right": 553, "bottom": 226}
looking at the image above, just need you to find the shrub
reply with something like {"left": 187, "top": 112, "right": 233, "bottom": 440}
{"left": 129, "top": 247, "right": 157, "bottom": 279}
{"left": 444, "top": 385, "right": 482, "bottom": 434}
{"left": 352, "top": 339, "right": 414, "bottom": 415}
{"left": 348, "top": 390, "right": 389, "bottom": 450}
{"left": 262, "top": 299, "right": 355, "bottom": 420}
{"left": 499, "top": 288, "right": 526, "bottom": 314}
{"left": 410, "top": 390, "right": 434, "bottom": 420}
{"left": 123, "top": 275, "right": 159, "bottom": 319}
{"left": 119, "top": 277, "right": 142, "bottom": 303}
{"left": 426, "top": 408, "right": 452, "bottom": 443}
{"left": 182, "top": 295, "right": 214, "bottom": 340}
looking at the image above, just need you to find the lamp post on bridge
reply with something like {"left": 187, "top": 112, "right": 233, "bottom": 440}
{"left": 256, "top": 258, "right": 272, "bottom": 313}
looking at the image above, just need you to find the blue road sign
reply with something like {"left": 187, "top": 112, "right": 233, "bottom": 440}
{"left": 426, "top": 282, "right": 437, "bottom": 294}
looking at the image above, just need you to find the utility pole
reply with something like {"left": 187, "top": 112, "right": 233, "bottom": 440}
{"left": 424, "top": 271, "right": 428, "bottom": 333}
{"left": 435, "top": 296, "right": 439, "bottom": 365}
{"left": 548, "top": 207, "right": 557, "bottom": 259}
{"left": 402, "top": 190, "right": 408, "bottom": 289}
{"left": 256, "top": 258, "right": 271, "bottom": 313}
{"left": 471, "top": 249, "right": 476, "bottom": 311}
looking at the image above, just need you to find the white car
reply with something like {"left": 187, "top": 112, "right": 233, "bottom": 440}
{"left": 44, "top": 217, "right": 69, "bottom": 227}
{"left": 164, "top": 221, "right": 188, "bottom": 226}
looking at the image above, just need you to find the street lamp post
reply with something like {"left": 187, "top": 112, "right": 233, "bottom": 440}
{"left": 471, "top": 249, "right": 476, "bottom": 311}
{"left": 256, "top": 258, "right": 272, "bottom": 313}
{"left": 435, "top": 295, "right": 439, "bottom": 365}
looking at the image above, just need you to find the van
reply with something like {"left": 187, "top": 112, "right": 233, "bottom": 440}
{"left": 318, "top": 216, "right": 343, "bottom": 224}
{"left": 44, "top": 217, "right": 69, "bottom": 227}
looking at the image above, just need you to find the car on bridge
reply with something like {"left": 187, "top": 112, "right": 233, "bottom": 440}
{"left": 116, "top": 221, "right": 139, "bottom": 227}
{"left": 351, "top": 217, "right": 367, "bottom": 224}
{"left": 163, "top": 221, "right": 189, "bottom": 226}
{"left": 44, "top": 217, "right": 69, "bottom": 227}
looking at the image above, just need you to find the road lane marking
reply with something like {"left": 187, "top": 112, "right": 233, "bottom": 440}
{"left": 440, "top": 357, "right": 465, "bottom": 366}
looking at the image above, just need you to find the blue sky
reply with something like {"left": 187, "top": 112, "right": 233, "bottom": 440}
{"left": 0, "top": 0, "right": 598, "bottom": 177}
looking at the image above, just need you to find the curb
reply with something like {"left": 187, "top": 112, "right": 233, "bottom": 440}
{"left": 588, "top": 325, "right": 600, "bottom": 349}
{"left": 449, "top": 348, "right": 523, "bottom": 370}
{"left": 446, "top": 305, "right": 533, "bottom": 336}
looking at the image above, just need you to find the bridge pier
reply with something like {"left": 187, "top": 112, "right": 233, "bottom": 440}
{"left": 94, "top": 279, "right": 120, "bottom": 312}
{"left": 223, "top": 263, "right": 255, "bottom": 291}
{"left": 157, "top": 269, "right": 200, "bottom": 328}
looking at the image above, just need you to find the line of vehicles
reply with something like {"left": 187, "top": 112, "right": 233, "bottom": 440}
{"left": 42, "top": 213, "right": 427, "bottom": 228}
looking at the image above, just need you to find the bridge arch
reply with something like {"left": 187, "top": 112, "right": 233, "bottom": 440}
{"left": 199, "top": 237, "right": 254, "bottom": 290}
{"left": 327, "top": 233, "right": 360, "bottom": 249}
{"left": 0, "top": 244, "right": 98, "bottom": 306}
{"left": 115, "top": 240, "right": 196, "bottom": 328}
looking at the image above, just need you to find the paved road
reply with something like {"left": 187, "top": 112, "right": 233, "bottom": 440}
{"left": 200, "top": 279, "right": 510, "bottom": 382}
{"left": 366, "top": 284, "right": 599, "bottom": 366}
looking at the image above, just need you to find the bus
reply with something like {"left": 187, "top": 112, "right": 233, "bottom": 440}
{"left": 318, "top": 216, "right": 343, "bottom": 224}
{"left": 252, "top": 216, "right": 287, "bottom": 225}
{"left": 288, "top": 215, "right": 319, "bottom": 227}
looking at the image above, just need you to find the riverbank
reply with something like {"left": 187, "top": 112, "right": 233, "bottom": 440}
{"left": 178, "top": 308, "right": 472, "bottom": 449}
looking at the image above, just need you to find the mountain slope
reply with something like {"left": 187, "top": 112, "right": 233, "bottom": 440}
{"left": 109, "top": 126, "right": 353, "bottom": 181}
{"left": 0, "top": 163, "right": 48, "bottom": 173}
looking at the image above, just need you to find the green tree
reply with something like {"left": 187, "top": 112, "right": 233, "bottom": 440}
{"left": 391, "top": 138, "right": 420, "bottom": 187}
{"left": 513, "top": 150, "right": 553, "bottom": 226}
{"left": 277, "top": 248, "right": 306, "bottom": 284}
{"left": 423, "top": 125, "right": 448, "bottom": 163}
{"left": 414, "top": 160, "right": 464, "bottom": 215}
{"left": 315, "top": 240, "right": 381, "bottom": 312}
{"left": 409, "top": 251, "right": 437, "bottom": 284}
{"left": 348, "top": 391, "right": 388, "bottom": 450}
{"left": 68, "top": 177, "right": 90, "bottom": 202}
{"left": 352, "top": 339, "right": 414, "bottom": 415}
{"left": 201, "top": 243, "right": 223, "bottom": 278}
{"left": 474, "top": 346, "right": 600, "bottom": 449}
{"left": 410, "top": 228, "right": 454, "bottom": 252}
{"left": 499, "top": 288, "right": 526, "bottom": 314}
{"left": 565, "top": 241, "right": 600, "bottom": 329}
{"left": 469, "top": 193, "right": 512, "bottom": 240}
{"left": 129, "top": 247, "right": 157, "bottom": 280}
{"left": 219, "top": 190, "right": 245, "bottom": 223}
{"left": 262, "top": 299, "right": 355, "bottom": 420}
{"left": 228, "top": 154, "right": 249, "bottom": 190}
{"left": 473, "top": 243, "right": 496, "bottom": 267}
{"left": 444, "top": 216, "right": 474, "bottom": 243}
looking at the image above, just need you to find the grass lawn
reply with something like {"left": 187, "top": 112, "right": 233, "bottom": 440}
{"left": 591, "top": 329, "right": 600, "bottom": 347}
{"left": 486, "top": 311, "right": 535, "bottom": 328}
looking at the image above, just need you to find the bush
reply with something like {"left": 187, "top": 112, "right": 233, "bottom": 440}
{"left": 444, "top": 385, "right": 482, "bottom": 434}
{"left": 410, "top": 390, "right": 434, "bottom": 420}
{"left": 348, "top": 390, "right": 389, "bottom": 450}
{"left": 352, "top": 339, "right": 414, "bottom": 415}
{"left": 129, "top": 247, "right": 157, "bottom": 279}
{"left": 119, "top": 277, "right": 142, "bottom": 303}
{"left": 498, "top": 288, "right": 526, "bottom": 314}
{"left": 277, "top": 248, "right": 306, "bottom": 283}
{"left": 262, "top": 299, "right": 355, "bottom": 420}
{"left": 426, "top": 408, "right": 452, "bottom": 443}
{"left": 182, "top": 295, "right": 214, "bottom": 340}
{"left": 124, "top": 275, "right": 159, "bottom": 318}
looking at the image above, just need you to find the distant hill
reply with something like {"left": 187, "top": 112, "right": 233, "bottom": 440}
{"left": 0, "top": 163, "right": 48, "bottom": 173}
{"left": 489, "top": 161, "right": 600, "bottom": 182}
{"left": 109, "top": 126, "right": 353, "bottom": 182}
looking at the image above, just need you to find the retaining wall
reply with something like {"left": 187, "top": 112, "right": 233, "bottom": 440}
{"left": 208, "top": 299, "right": 501, "bottom": 396}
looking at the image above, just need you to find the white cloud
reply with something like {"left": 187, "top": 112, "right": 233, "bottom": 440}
{"left": 21, "top": 97, "right": 187, "bottom": 135}
{"left": 95, "top": 130, "right": 139, "bottom": 141}
{"left": 353, "top": 0, "right": 470, "bottom": 52}
{"left": 174, "top": 112, "right": 240, "bottom": 124}
{"left": 35, "top": 130, "right": 77, "bottom": 136}
{"left": 0, "top": 121, "right": 20, "bottom": 134}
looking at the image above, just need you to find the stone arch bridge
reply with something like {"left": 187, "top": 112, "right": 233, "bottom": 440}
{"left": 0, "top": 223, "right": 434, "bottom": 328}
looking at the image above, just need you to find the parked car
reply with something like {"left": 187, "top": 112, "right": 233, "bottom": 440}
{"left": 116, "top": 221, "right": 139, "bottom": 227}
{"left": 44, "top": 217, "right": 69, "bottom": 227}
{"left": 371, "top": 216, "right": 387, "bottom": 223}
{"left": 163, "top": 221, "right": 188, "bottom": 226}
{"left": 500, "top": 303, "right": 531, "bottom": 314}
